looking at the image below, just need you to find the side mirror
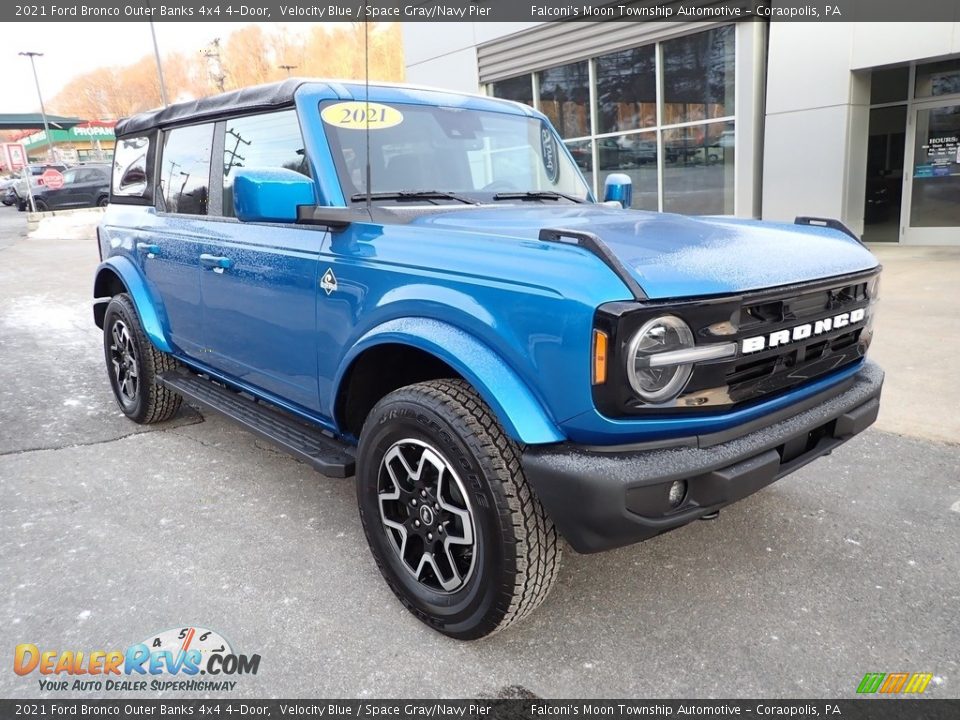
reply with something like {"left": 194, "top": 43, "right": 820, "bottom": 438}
{"left": 234, "top": 168, "right": 316, "bottom": 223}
{"left": 603, "top": 173, "right": 633, "bottom": 208}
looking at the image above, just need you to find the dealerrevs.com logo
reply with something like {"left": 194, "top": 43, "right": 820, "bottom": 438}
{"left": 14, "top": 626, "right": 260, "bottom": 692}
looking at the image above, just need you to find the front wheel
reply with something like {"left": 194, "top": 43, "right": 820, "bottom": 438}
{"left": 102, "top": 293, "right": 182, "bottom": 424}
{"left": 357, "top": 379, "right": 562, "bottom": 639}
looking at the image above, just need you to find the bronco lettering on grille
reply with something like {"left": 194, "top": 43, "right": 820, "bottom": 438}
{"left": 741, "top": 308, "right": 866, "bottom": 354}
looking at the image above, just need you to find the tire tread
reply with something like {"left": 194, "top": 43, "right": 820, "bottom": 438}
{"left": 361, "top": 378, "right": 561, "bottom": 637}
{"left": 106, "top": 293, "right": 182, "bottom": 424}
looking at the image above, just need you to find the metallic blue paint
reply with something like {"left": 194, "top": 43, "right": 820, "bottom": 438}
{"left": 338, "top": 318, "right": 564, "bottom": 444}
{"left": 603, "top": 173, "right": 633, "bottom": 206}
{"left": 233, "top": 168, "right": 317, "bottom": 223}
{"left": 96, "top": 81, "right": 883, "bottom": 451}
{"left": 93, "top": 255, "right": 173, "bottom": 353}
{"left": 561, "top": 360, "right": 867, "bottom": 445}
{"left": 398, "top": 205, "right": 880, "bottom": 300}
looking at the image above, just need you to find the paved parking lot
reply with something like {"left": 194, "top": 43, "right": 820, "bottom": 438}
{"left": 0, "top": 207, "right": 957, "bottom": 699}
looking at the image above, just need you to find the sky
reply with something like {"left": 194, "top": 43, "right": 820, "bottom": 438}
{"left": 4, "top": 22, "right": 262, "bottom": 114}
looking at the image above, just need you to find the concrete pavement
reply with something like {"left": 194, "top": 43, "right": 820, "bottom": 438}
{"left": 0, "top": 207, "right": 957, "bottom": 699}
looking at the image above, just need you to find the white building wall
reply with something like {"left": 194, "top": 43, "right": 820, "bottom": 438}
{"left": 762, "top": 21, "right": 960, "bottom": 235}
{"left": 405, "top": 19, "right": 960, "bottom": 237}
{"left": 403, "top": 23, "right": 539, "bottom": 93}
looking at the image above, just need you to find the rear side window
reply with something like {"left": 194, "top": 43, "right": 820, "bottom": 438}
{"left": 112, "top": 137, "right": 151, "bottom": 198}
{"left": 222, "top": 110, "right": 310, "bottom": 218}
{"left": 159, "top": 124, "right": 213, "bottom": 215}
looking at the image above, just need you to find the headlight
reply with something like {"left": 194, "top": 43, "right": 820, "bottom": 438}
{"left": 866, "top": 274, "right": 881, "bottom": 301}
{"left": 625, "top": 315, "right": 737, "bottom": 403}
{"left": 626, "top": 316, "right": 695, "bottom": 403}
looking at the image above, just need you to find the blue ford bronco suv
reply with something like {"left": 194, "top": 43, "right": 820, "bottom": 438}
{"left": 95, "top": 79, "right": 883, "bottom": 639}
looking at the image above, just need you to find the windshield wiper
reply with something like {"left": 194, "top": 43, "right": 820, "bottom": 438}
{"left": 349, "top": 190, "right": 479, "bottom": 205}
{"left": 492, "top": 191, "right": 585, "bottom": 204}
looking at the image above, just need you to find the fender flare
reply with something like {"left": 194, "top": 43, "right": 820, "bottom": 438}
{"left": 336, "top": 318, "right": 565, "bottom": 445}
{"left": 93, "top": 256, "right": 173, "bottom": 353}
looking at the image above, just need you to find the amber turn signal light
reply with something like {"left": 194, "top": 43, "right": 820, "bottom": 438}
{"left": 592, "top": 330, "right": 608, "bottom": 385}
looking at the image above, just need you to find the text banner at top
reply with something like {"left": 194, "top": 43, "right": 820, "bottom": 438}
{"left": 5, "top": 0, "right": 960, "bottom": 23}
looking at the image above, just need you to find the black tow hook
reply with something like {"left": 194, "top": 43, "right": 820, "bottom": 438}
{"left": 700, "top": 510, "right": 720, "bottom": 520}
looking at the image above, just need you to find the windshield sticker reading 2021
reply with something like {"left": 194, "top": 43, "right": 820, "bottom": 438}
{"left": 321, "top": 102, "right": 403, "bottom": 130}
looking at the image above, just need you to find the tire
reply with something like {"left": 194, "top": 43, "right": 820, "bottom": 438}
{"left": 102, "top": 293, "right": 182, "bottom": 424}
{"left": 357, "top": 379, "right": 561, "bottom": 639}
{"left": 34, "top": 199, "right": 48, "bottom": 212}
{"left": 97, "top": 196, "right": 109, "bottom": 208}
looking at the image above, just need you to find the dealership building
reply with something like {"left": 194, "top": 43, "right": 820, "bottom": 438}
{"left": 403, "top": 18, "right": 960, "bottom": 245}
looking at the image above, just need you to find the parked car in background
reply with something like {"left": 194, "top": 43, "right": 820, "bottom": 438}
{"left": 13, "top": 163, "right": 69, "bottom": 211}
{"left": 29, "top": 163, "right": 111, "bottom": 212}
{"left": 1, "top": 177, "right": 17, "bottom": 206}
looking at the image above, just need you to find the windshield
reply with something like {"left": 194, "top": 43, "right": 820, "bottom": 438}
{"left": 320, "top": 101, "right": 592, "bottom": 203}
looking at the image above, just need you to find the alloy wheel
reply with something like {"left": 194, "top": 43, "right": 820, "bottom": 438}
{"left": 109, "top": 319, "right": 139, "bottom": 406}
{"left": 377, "top": 438, "right": 476, "bottom": 593}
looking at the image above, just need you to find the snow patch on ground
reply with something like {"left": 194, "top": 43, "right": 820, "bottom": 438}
{"left": 29, "top": 210, "right": 102, "bottom": 241}
{"left": 2, "top": 294, "right": 88, "bottom": 334}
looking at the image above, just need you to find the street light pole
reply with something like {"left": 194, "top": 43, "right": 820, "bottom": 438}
{"left": 149, "top": 21, "right": 169, "bottom": 106}
{"left": 18, "top": 51, "right": 56, "bottom": 163}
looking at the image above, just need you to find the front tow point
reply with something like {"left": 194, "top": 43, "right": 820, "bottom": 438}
{"left": 700, "top": 510, "right": 720, "bottom": 520}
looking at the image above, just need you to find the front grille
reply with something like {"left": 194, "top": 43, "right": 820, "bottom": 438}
{"left": 701, "top": 277, "right": 873, "bottom": 408}
{"left": 593, "top": 270, "right": 879, "bottom": 417}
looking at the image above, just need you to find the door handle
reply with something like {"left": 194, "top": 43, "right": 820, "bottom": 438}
{"left": 136, "top": 242, "right": 160, "bottom": 256}
{"left": 200, "top": 253, "right": 234, "bottom": 271}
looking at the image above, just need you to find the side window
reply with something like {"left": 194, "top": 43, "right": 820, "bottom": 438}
{"left": 159, "top": 124, "right": 213, "bottom": 215}
{"left": 60, "top": 169, "right": 79, "bottom": 185}
{"left": 112, "top": 137, "right": 151, "bottom": 198}
{"left": 222, "top": 110, "right": 310, "bottom": 218}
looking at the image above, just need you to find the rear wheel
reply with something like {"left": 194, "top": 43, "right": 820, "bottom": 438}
{"left": 102, "top": 293, "right": 182, "bottom": 424}
{"left": 97, "top": 196, "right": 108, "bottom": 208}
{"left": 357, "top": 379, "right": 561, "bottom": 639}
{"left": 34, "top": 199, "right": 48, "bottom": 212}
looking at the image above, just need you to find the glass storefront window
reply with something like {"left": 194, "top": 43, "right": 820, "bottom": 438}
{"left": 488, "top": 25, "right": 738, "bottom": 215}
{"left": 565, "top": 139, "right": 593, "bottom": 193}
{"left": 909, "top": 103, "right": 960, "bottom": 228}
{"left": 490, "top": 75, "right": 533, "bottom": 107}
{"left": 595, "top": 45, "right": 656, "bottom": 134}
{"left": 597, "top": 131, "right": 658, "bottom": 211}
{"left": 539, "top": 62, "right": 591, "bottom": 139}
{"left": 915, "top": 58, "right": 960, "bottom": 98}
{"left": 662, "top": 121, "right": 734, "bottom": 215}
{"left": 662, "top": 25, "right": 735, "bottom": 125}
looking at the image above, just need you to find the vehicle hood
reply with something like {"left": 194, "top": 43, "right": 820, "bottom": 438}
{"left": 410, "top": 205, "right": 880, "bottom": 300}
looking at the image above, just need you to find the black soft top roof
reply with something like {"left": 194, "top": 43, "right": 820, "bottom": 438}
{"left": 114, "top": 79, "right": 306, "bottom": 137}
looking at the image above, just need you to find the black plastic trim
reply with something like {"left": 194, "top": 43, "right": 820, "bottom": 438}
{"left": 539, "top": 227, "right": 647, "bottom": 300}
{"left": 578, "top": 370, "right": 858, "bottom": 453}
{"left": 795, "top": 216, "right": 861, "bottom": 243}
{"left": 157, "top": 370, "right": 355, "bottom": 478}
{"left": 523, "top": 360, "right": 883, "bottom": 554}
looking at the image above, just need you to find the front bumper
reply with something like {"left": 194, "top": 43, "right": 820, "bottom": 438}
{"left": 522, "top": 360, "right": 884, "bottom": 553}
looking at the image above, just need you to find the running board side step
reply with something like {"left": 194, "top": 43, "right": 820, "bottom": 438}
{"left": 157, "top": 371, "right": 355, "bottom": 478}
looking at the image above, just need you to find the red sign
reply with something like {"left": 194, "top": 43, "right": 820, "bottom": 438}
{"left": 41, "top": 168, "right": 64, "bottom": 190}
{"left": 2, "top": 143, "right": 27, "bottom": 172}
